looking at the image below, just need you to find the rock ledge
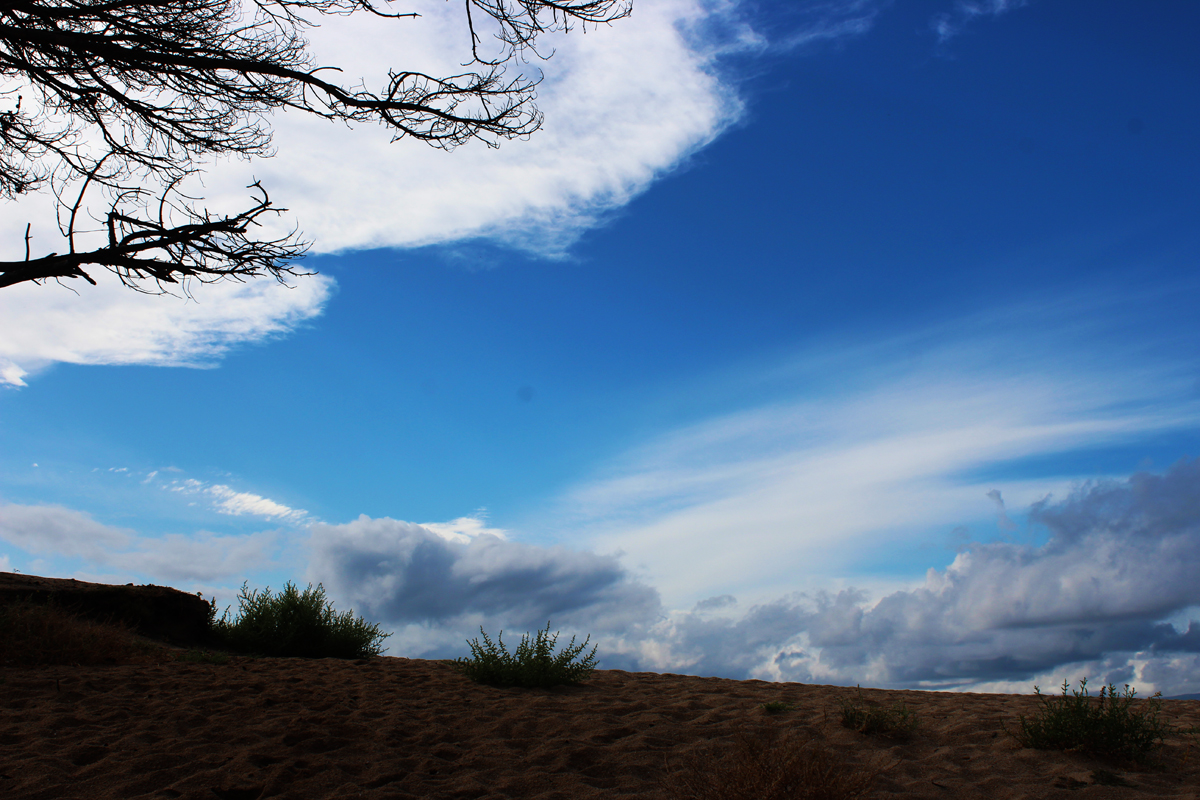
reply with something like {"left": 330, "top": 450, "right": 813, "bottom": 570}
{"left": 0, "top": 572, "right": 212, "bottom": 645}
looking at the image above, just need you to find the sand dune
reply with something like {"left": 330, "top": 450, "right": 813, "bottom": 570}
{"left": 2, "top": 656, "right": 1197, "bottom": 799}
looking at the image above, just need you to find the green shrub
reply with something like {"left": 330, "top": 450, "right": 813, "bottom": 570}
{"left": 762, "top": 701, "right": 795, "bottom": 715}
{"left": 838, "top": 686, "right": 919, "bottom": 739}
{"left": 211, "top": 582, "right": 390, "bottom": 659}
{"left": 454, "top": 622, "right": 597, "bottom": 688}
{"left": 1014, "top": 678, "right": 1169, "bottom": 763}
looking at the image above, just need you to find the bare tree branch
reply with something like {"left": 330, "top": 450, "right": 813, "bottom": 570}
{"left": 0, "top": 0, "right": 632, "bottom": 291}
{"left": 0, "top": 181, "right": 307, "bottom": 290}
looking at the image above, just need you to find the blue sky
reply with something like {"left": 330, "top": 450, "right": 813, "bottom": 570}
{"left": 3, "top": 0, "right": 1200, "bottom": 695}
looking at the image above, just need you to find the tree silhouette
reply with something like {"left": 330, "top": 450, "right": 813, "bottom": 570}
{"left": 0, "top": 0, "right": 630, "bottom": 291}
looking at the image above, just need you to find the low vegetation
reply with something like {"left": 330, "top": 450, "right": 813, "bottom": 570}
{"left": 762, "top": 701, "right": 796, "bottom": 715}
{"left": 0, "top": 600, "right": 162, "bottom": 666}
{"left": 175, "top": 648, "right": 231, "bottom": 665}
{"left": 210, "top": 582, "right": 391, "bottom": 659}
{"left": 838, "top": 686, "right": 919, "bottom": 739}
{"left": 665, "top": 731, "right": 883, "bottom": 800}
{"left": 1014, "top": 678, "right": 1170, "bottom": 763}
{"left": 453, "top": 622, "right": 598, "bottom": 688}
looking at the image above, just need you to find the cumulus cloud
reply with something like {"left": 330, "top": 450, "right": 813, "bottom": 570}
{"left": 296, "top": 462, "right": 1200, "bottom": 696}
{"left": 0, "top": 502, "right": 277, "bottom": 582}
{"left": 0, "top": 267, "right": 332, "bottom": 387}
{"left": 594, "top": 460, "right": 1200, "bottom": 695}
{"left": 307, "top": 514, "right": 660, "bottom": 633}
{"left": 932, "top": 0, "right": 1031, "bottom": 43}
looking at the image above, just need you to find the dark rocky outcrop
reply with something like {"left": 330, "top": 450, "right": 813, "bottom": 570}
{"left": 0, "top": 572, "right": 213, "bottom": 646}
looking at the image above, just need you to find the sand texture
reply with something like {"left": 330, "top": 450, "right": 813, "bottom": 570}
{"left": 2, "top": 657, "right": 1198, "bottom": 799}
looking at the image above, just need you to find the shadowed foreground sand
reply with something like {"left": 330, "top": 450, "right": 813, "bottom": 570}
{"left": 2, "top": 657, "right": 1198, "bottom": 799}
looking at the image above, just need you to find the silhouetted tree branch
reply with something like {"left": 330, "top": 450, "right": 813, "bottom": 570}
{"left": 0, "top": 0, "right": 631, "bottom": 290}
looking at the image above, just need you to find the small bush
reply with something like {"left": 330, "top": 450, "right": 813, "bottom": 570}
{"left": 838, "top": 686, "right": 919, "bottom": 739}
{"left": 666, "top": 731, "right": 882, "bottom": 800}
{"left": 0, "top": 600, "right": 162, "bottom": 666}
{"left": 211, "top": 582, "right": 390, "bottom": 659}
{"left": 1014, "top": 678, "right": 1169, "bottom": 763}
{"left": 454, "top": 622, "right": 597, "bottom": 688}
{"left": 762, "top": 701, "right": 795, "bottom": 715}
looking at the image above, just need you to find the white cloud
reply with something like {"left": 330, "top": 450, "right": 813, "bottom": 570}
{"left": 0, "top": 266, "right": 333, "bottom": 386}
{"left": 1, "top": 0, "right": 755, "bottom": 263}
{"left": 6, "top": 461, "right": 1200, "bottom": 696}
{"left": 187, "top": 0, "right": 751, "bottom": 255}
{"left": 207, "top": 484, "right": 309, "bottom": 524}
{"left": 164, "top": 477, "right": 310, "bottom": 525}
{"left": 420, "top": 514, "right": 509, "bottom": 544}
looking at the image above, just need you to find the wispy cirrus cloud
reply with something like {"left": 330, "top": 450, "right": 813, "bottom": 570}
{"left": 550, "top": 295, "right": 1200, "bottom": 606}
{"left": 168, "top": 478, "right": 310, "bottom": 525}
{"left": 767, "top": 0, "right": 889, "bottom": 52}
{"left": 932, "top": 0, "right": 1032, "bottom": 43}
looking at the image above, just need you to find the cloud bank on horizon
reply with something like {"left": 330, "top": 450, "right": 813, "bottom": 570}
{"left": 241, "top": 458, "right": 1200, "bottom": 698}
{"left": 4, "top": 459, "right": 1198, "bottom": 696}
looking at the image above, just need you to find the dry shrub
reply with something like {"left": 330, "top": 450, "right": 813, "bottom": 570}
{"left": 838, "top": 686, "right": 919, "bottom": 740}
{"left": 0, "top": 600, "right": 163, "bottom": 666}
{"left": 666, "top": 729, "right": 883, "bottom": 800}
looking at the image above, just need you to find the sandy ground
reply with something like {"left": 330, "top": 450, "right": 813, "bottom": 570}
{"left": 2, "top": 656, "right": 1198, "bottom": 799}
